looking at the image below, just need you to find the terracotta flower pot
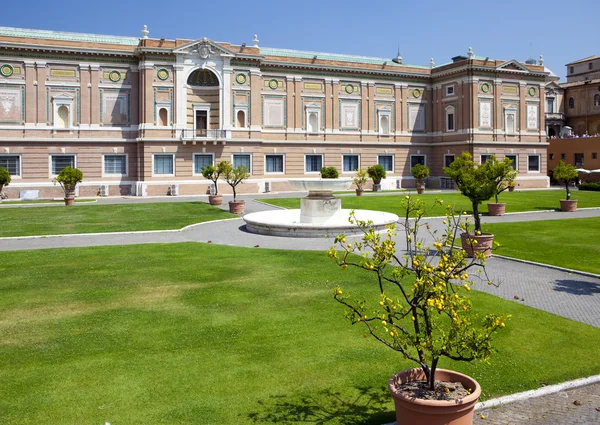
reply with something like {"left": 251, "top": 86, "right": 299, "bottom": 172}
{"left": 389, "top": 368, "right": 481, "bottom": 425}
{"left": 355, "top": 188, "right": 364, "bottom": 196}
{"left": 372, "top": 183, "right": 382, "bottom": 192}
{"left": 208, "top": 194, "right": 223, "bottom": 206}
{"left": 461, "top": 232, "right": 494, "bottom": 258}
{"left": 417, "top": 187, "right": 425, "bottom": 195}
{"left": 560, "top": 199, "right": 577, "bottom": 212}
{"left": 229, "top": 200, "right": 245, "bottom": 214}
{"left": 64, "top": 195, "right": 75, "bottom": 206}
{"left": 508, "top": 186, "right": 515, "bottom": 192}
{"left": 487, "top": 203, "right": 506, "bottom": 216}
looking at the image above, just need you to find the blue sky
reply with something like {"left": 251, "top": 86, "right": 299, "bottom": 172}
{"left": 3, "top": 0, "right": 598, "bottom": 81}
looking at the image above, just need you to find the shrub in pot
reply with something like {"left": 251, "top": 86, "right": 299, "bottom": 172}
{"left": 53, "top": 166, "right": 83, "bottom": 206}
{"left": 222, "top": 162, "right": 250, "bottom": 214}
{"left": 353, "top": 168, "right": 368, "bottom": 196}
{"left": 411, "top": 163, "right": 429, "bottom": 195}
{"left": 0, "top": 166, "right": 11, "bottom": 201}
{"left": 201, "top": 161, "right": 227, "bottom": 206}
{"left": 507, "top": 180, "right": 516, "bottom": 192}
{"left": 367, "top": 164, "right": 386, "bottom": 192}
{"left": 552, "top": 160, "right": 579, "bottom": 212}
{"left": 487, "top": 156, "right": 518, "bottom": 217}
{"left": 320, "top": 166, "right": 339, "bottom": 179}
{"left": 329, "top": 197, "right": 508, "bottom": 425}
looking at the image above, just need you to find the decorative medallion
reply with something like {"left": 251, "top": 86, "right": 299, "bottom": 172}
{"left": 528, "top": 87, "right": 537, "bottom": 97}
{"left": 481, "top": 83, "right": 490, "bottom": 93}
{"left": 268, "top": 78, "right": 279, "bottom": 90}
{"left": 0, "top": 64, "right": 14, "bottom": 77}
{"left": 412, "top": 88, "right": 421, "bottom": 98}
{"left": 157, "top": 68, "right": 169, "bottom": 81}
{"left": 109, "top": 70, "right": 121, "bottom": 82}
{"left": 345, "top": 84, "right": 354, "bottom": 94}
{"left": 235, "top": 73, "right": 247, "bottom": 84}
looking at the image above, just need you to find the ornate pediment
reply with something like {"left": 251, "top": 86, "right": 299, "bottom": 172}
{"left": 496, "top": 60, "right": 531, "bottom": 73}
{"left": 52, "top": 92, "right": 74, "bottom": 101}
{"left": 173, "top": 37, "right": 235, "bottom": 59}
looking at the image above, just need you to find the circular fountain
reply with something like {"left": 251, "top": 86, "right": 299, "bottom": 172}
{"left": 243, "top": 178, "right": 399, "bottom": 238}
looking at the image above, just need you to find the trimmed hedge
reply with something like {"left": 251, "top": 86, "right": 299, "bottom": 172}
{"left": 579, "top": 182, "right": 600, "bottom": 191}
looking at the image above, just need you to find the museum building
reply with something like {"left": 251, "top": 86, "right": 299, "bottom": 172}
{"left": 0, "top": 26, "right": 555, "bottom": 198}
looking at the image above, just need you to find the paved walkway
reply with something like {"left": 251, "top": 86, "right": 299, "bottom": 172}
{"left": 2, "top": 194, "right": 600, "bottom": 424}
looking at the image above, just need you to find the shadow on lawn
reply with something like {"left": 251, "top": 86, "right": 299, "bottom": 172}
{"left": 248, "top": 385, "right": 394, "bottom": 425}
{"left": 554, "top": 279, "right": 600, "bottom": 296}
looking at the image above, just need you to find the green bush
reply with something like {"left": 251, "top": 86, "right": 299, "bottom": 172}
{"left": 0, "top": 166, "right": 11, "bottom": 188}
{"left": 53, "top": 166, "right": 83, "bottom": 195}
{"left": 552, "top": 161, "right": 578, "bottom": 200}
{"left": 579, "top": 182, "right": 600, "bottom": 191}
{"left": 367, "top": 164, "right": 386, "bottom": 184}
{"left": 320, "top": 167, "right": 339, "bottom": 179}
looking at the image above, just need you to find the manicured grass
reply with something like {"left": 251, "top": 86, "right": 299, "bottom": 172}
{"left": 0, "top": 202, "right": 236, "bottom": 237}
{"left": 487, "top": 217, "right": 600, "bottom": 275}
{"left": 1, "top": 243, "right": 600, "bottom": 424}
{"left": 1, "top": 199, "right": 95, "bottom": 205}
{"left": 262, "top": 190, "right": 600, "bottom": 217}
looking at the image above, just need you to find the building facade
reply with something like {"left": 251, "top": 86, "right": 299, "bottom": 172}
{"left": 0, "top": 26, "right": 554, "bottom": 199}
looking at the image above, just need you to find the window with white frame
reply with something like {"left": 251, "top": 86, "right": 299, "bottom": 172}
{"left": 305, "top": 154, "right": 323, "bottom": 173}
{"left": 194, "top": 104, "right": 210, "bottom": 136}
{"left": 445, "top": 106, "right": 455, "bottom": 132}
{"left": 193, "top": 154, "right": 213, "bottom": 174}
{"left": 444, "top": 154, "right": 455, "bottom": 168}
{"left": 153, "top": 154, "right": 174, "bottom": 175}
{"left": 378, "top": 155, "right": 394, "bottom": 172}
{"left": 232, "top": 154, "right": 251, "bottom": 173}
{"left": 410, "top": 155, "right": 426, "bottom": 168}
{"left": 0, "top": 155, "right": 20, "bottom": 177}
{"left": 504, "top": 106, "right": 517, "bottom": 134}
{"left": 446, "top": 86, "right": 454, "bottom": 96}
{"left": 265, "top": 154, "right": 284, "bottom": 173}
{"left": 594, "top": 94, "right": 600, "bottom": 107}
{"left": 342, "top": 154, "right": 359, "bottom": 173}
{"left": 480, "top": 154, "right": 493, "bottom": 164}
{"left": 103, "top": 155, "right": 127, "bottom": 175}
{"left": 505, "top": 154, "right": 518, "bottom": 170}
{"left": 528, "top": 155, "right": 540, "bottom": 172}
{"left": 51, "top": 155, "right": 75, "bottom": 175}
{"left": 546, "top": 98, "right": 555, "bottom": 113}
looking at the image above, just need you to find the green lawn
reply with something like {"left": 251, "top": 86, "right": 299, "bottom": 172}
{"left": 1, "top": 199, "right": 96, "bottom": 205}
{"left": 0, "top": 202, "right": 236, "bottom": 237}
{"left": 262, "top": 190, "right": 600, "bottom": 217}
{"left": 488, "top": 217, "right": 600, "bottom": 275}
{"left": 1, "top": 243, "right": 600, "bottom": 424}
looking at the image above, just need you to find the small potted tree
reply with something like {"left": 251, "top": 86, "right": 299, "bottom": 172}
{"left": 444, "top": 152, "right": 497, "bottom": 257}
{"left": 0, "top": 166, "right": 11, "bottom": 202}
{"left": 487, "top": 156, "right": 518, "bottom": 216}
{"left": 507, "top": 179, "right": 516, "bottom": 192}
{"left": 553, "top": 160, "right": 579, "bottom": 212}
{"left": 320, "top": 166, "right": 339, "bottom": 179}
{"left": 53, "top": 166, "right": 83, "bottom": 206}
{"left": 329, "top": 197, "right": 508, "bottom": 425}
{"left": 410, "top": 163, "right": 429, "bottom": 195}
{"left": 222, "top": 162, "right": 250, "bottom": 214}
{"left": 367, "top": 164, "right": 386, "bottom": 192}
{"left": 353, "top": 168, "right": 368, "bottom": 196}
{"left": 201, "top": 161, "right": 227, "bottom": 206}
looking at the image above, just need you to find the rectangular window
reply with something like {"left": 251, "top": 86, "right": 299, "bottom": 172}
{"left": 305, "top": 154, "right": 323, "bottom": 173}
{"left": 153, "top": 154, "right": 174, "bottom": 175}
{"left": 574, "top": 153, "right": 584, "bottom": 167}
{"left": 480, "top": 154, "right": 492, "bottom": 164}
{"left": 195, "top": 110, "right": 208, "bottom": 136}
{"left": 232, "top": 154, "right": 251, "bottom": 173}
{"left": 444, "top": 154, "right": 455, "bottom": 168}
{"left": 561, "top": 153, "right": 566, "bottom": 160}
{"left": 528, "top": 155, "right": 540, "bottom": 172}
{"left": 505, "top": 154, "right": 518, "bottom": 170}
{"left": 447, "top": 113, "right": 455, "bottom": 131}
{"left": 549, "top": 153, "right": 555, "bottom": 160}
{"left": 570, "top": 66, "right": 574, "bottom": 74}
{"left": 590, "top": 63, "right": 593, "bottom": 70}
{"left": 593, "top": 153, "right": 598, "bottom": 160}
{"left": 410, "top": 155, "right": 426, "bottom": 168}
{"left": 446, "top": 86, "right": 454, "bottom": 96}
{"left": 0, "top": 155, "right": 20, "bottom": 176}
{"left": 265, "top": 155, "right": 284, "bottom": 173}
{"left": 193, "top": 154, "right": 213, "bottom": 174}
{"left": 51, "top": 155, "right": 75, "bottom": 175}
{"left": 103, "top": 155, "right": 127, "bottom": 175}
{"left": 546, "top": 99, "right": 554, "bottom": 113}
{"left": 378, "top": 155, "right": 394, "bottom": 172}
{"left": 342, "top": 155, "right": 359, "bottom": 172}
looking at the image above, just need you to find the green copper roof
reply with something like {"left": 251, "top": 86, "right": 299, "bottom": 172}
{"left": 0, "top": 26, "right": 140, "bottom": 46}
{"left": 260, "top": 47, "right": 430, "bottom": 69}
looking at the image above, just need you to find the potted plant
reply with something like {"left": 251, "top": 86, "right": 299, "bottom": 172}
{"left": 329, "top": 197, "right": 508, "bottom": 425}
{"left": 0, "top": 166, "right": 11, "bottom": 202}
{"left": 353, "top": 168, "right": 368, "bottom": 196}
{"left": 411, "top": 163, "right": 429, "bottom": 195}
{"left": 320, "top": 166, "right": 339, "bottom": 179}
{"left": 222, "top": 162, "right": 250, "bottom": 214}
{"left": 367, "top": 164, "right": 386, "bottom": 192}
{"left": 507, "top": 179, "right": 516, "bottom": 192}
{"left": 552, "top": 160, "right": 579, "bottom": 212}
{"left": 487, "top": 156, "right": 518, "bottom": 216}
{"left": 201, "top": 161, "right": 227, "bottom": 206}
{"left": 444, "top": 152, "right": 498, "bottom": 257}
{"left": 53, "top": 166, "right": 83, "bottom": 206}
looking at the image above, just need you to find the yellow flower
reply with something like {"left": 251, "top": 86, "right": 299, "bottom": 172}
{"left": 463, "top": 284, "right": 471, "bottom": 291}
{"left": 379, "top": 301, "right": 385, "bottom": 306}
{"left": 481, "top": 415, "right": 486, "bottom": 419}
{"left": 411, "top": 316, "right": 416, "bottom": 321}
{"left": 336, "top": 289, "right": 343, "bottom": 295}
{"left": 341, "top": 264, "right": 347, "bottom": 271}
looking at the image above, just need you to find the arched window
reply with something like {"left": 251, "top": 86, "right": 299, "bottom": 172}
{"left": 237, "top": 110, "right": 246, "bottom": 128}
{"left": 308, "top": 112, "right": 318, "bottom": 133}
{"left": 57, "top": 105, "right": 69, "bottom": 128}
{"left": 569, "top": 97, "right": 574, "bottom": 109}
{"left": 445, "top": 106, "right": 456, "bottom": 131}
{"left": 159, "top": 108, "right": 168, "bottom": 126}
{"left": 594, "top": 94, "right": 600, "bottom": 107}
{"left": 187, "top": 69, "right": 219, "bottom": 87}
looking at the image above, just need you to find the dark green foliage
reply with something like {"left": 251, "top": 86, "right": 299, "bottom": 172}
{"left": 320, "top": 167, "right": 339, "bottom": 179}
{"left": 367, "top": 164, "right": 386, "bottom": 184}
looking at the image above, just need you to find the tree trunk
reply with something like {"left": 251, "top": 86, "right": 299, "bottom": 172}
{"left": 472, "top": 201, "right": 481, "bottom": 233}
{"left": 565, "top": 182, "right": 571, "bottom": 200}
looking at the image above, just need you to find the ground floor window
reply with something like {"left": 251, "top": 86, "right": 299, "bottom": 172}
{"left": 305, "top": 154, "right": 323, "bottom": 173}
{"left": 528, "top": 155, "right": 540, "bottom": 172}
{"left": 103, "top": 155, "right": 127, "bottom": 175}
{"left": 480, "top": 154, "right": 493, "bottom": 164}
{"left": 410, "top": 155, "right": 426, "bottom": 168}
{"left": 574, "top": 153, "right": 584, "bottom": 167}
{"left": 444, "top": 154, "right": 455, "bottom": 168}
{"left": 194, "top": 154, "right": 213, "bottom": 174}
{"left": 505, "top": 154, "right": 518, "bottom": 170}
{"left": 265, "top": 155, "right": 284, "bottom": 173}
{"left": 342, "top": 154, "right": 359, "bottom": 172}
{"left": 153, "top": 154, "right": 174, "bottom": 175}
{"left": 378, "top": 155, "right": 394, "bottom": 172}
{"left": 51, "top": 155, "right": 75, "bottom": 175}
{"left": 0, "top": 155, "right": 20, "bottom": 176}
{"left": 233, "top": 154, "right": 251, "bottom": 173}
